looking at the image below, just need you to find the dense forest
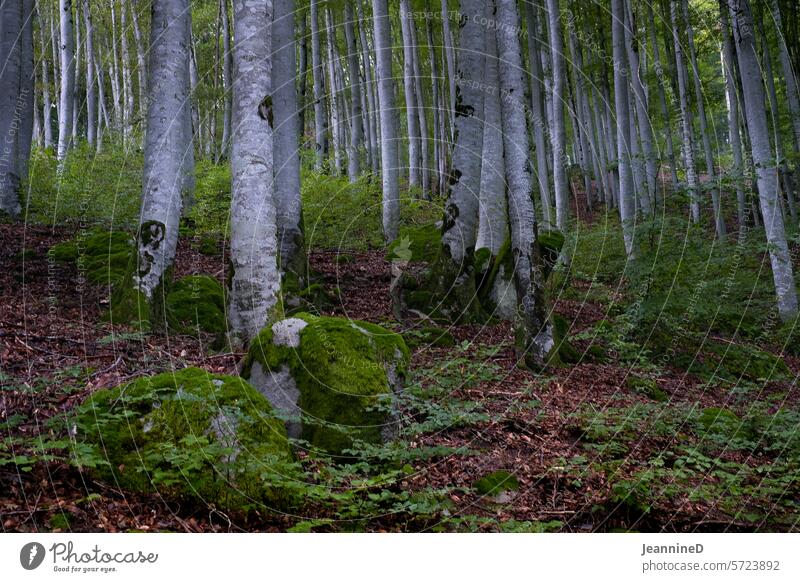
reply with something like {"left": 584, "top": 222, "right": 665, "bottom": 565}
{"left": 1, "top": 0, "right": 800, "bottom": 533}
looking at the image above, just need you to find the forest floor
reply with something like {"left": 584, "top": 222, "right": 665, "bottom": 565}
{"left": 1, "top": 220, "right": 799, "bottom": 533}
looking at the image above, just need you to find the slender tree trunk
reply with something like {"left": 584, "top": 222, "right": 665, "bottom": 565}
{"left": 344, "top": 3, "right": 363, "bottom": 182}
{"left": 546, "top": 0, "right": 569, "bottom": 234}
{"left": 37, "top": 5, "right": 54, "bottom": 149}
{"left": 441, "top": 0, "right": 456, "bottom": 138}
{"left": 120, "top": 1, "right": 134, "bottom": 141}
{"left": 57, "top": 0, "right": 75, "bottom": 163}
{"left": 0, "top": 0, "right": 22, "bottom": 216}
{"left": 497, "top": 0, "right": 555, "bottom": 369}
{"left": 273, "top": 0, "right": 306, "bottom": 288}
{"left": 647, "top": 3, "right": 679, "bottom": 191}
{"left": 357, "top": 0, "right": 379, "bottom": 175}
{"left": 721, "top": 2, "right": 747, "bottom": 231}
{"left": 95, "top": 59, "right": 106, "bottom": 151}
{"left": 324, "top": 8, "right": 344, "bottom": 176}
{"left": 425, "top": 5, "right": 442, "bottom": 195}
{"left": 72, "top": 4, "right": 80, "bottom": 140}
{"left": 220, "top": 0, "right": 232, "bottom": 156}
{"left": 476, "top": 17, "right": 506, "bottom": 255}
{"left": 17, "top": 0, "right": 34, "bottom": 183}
{"left": 771, "top": 0, "right": 800, "bottom": 159}
{"left": 129, "top": 0, "right": 147, "bottom": 120}
{"left": 729, "top": 0, "right": 798, "bottom": 321}
{"left": 566, "top": 12, "right": 595, "bottom": 211}
{"left": 398, "top": 0, "right": 420, "bottom": 189}
{"left": 683, "top": 0, "right": 726, "bottom": 238}
{"left": 298, "top": 12, "right": 308, "bottom": 144}
{"left": 108, "top": 8, "right": 122, "bottom": 131}
{"left": 372, "top": 0, "right": 399, "bottom": 242}
{"left": 130, "top": 0, "right": 192, "bottom": 329}
{"left": 228, "top": 0, "right": 281, "bottom": 341}
{"left": 409, "top": 13, "right": 429, "bottom": 197}
{"left": 613, "top": 0, "right": 636, "bottom": 255}
{"left": 83, "top": 0, "right": 96, "bottom": 146}
{"left": 50, "top": 3, "right": 61, "bottom": 128}
{"left": 671, "top": 0, "right": 701, "bottom": 224}
{"left": 310, "top": 0, "right": 327, "bottom": 171}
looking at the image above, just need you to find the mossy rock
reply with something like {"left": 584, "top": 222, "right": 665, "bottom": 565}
{"left": 696, "top": 407, "right": 745, "bottom": 439}
{"left": 401, "top": 326, "right": 456, "bottom": 349}
{"left": 243, "top": 314, "right": 410, "bottom": 456}
{"left": 166, "top": 275, "right": 226, "bottom": 333}
{"left": 553, "top": 315, "right": 580, "bottom": 365}
{"left": 48, "top": 230, "right": 135, "bottom": 287}
{"left": 626, "top": 375, "right": 667, "bottom": 402}
{"left": 474, "top": 470, "right": 520, "bottom": 496}
{"left": 284, "top": 283, "right": 337, "bottom": 316}
{"left": 386, "top": 224, "right": 441, "bottom": 263}
{"left": 71, "top": 368, "right": 295, "bottom": 512}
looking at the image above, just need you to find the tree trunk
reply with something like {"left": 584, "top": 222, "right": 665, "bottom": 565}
{"left": 273, "top": 0, "right": 306, "bottom": 288}
{"left": 220, "top": 0, "right": 232, "bottom": 156}
{"left": 324, "top": 8, "right": 344, "bottom": 176}
{"left": 357, "top": 0, "right": 379, "bottom": 175}
{"left": 372, "top": 0, "right": 399, "bottom": 242}
{"left": 476, "top": 16, "right": 506, "bottom": 256}
{"left": 344, "top": 3, "right": 363, "bottom": 182}
{"left": 524, "top": 1, "right": 553, "bottom": 229}
{"left": 57, "top": 0, "right": 75, "bottom": 163}
{"left": 37, "top": 5, "right": 54, "bottom": 149}
{"left": 129, "top": 0, "right": 148, "bottom": 120}
{"left": 671, "top": 0, "right": 701, "bottom": 224}
{"left": 496, "top": 0, "right": 555, "bottom": 370}
{"left": 720, "top": 2, "right": 748, "bottom": 231}
{"left": 546, "top": 0, "right": 569, "bottom": 234}
{"left": 409, "top": 14, "right": 430, "bottom": 197}
{"left": 129, "top": 0, "right": 192, "bottom": 329}
{"left": 228, "top": 0, "right": 281, "bottom": 341}
{"left": 683, "top": 0, "right": 726, "bottom": 238}
{"left": 120, "top": 0, "right": 134, "bottom": 141}
{"left": 729, "top": 0, "right": 798, "bottom": 321}
{"left": 398, "top": 0, "right": 420, "bottom": 189}
{"left": 310, "top": 0, "right": 328, "bottom": 172}
{"left": 647, "top": 3, "right": 679, "bottom": 191}
{"left": 0, "top": 0, "right": 22, "bottom": 216}
{"left": 83, "top": 0, "right": 96, "bottom": 146}
{"left": 613, "top": 0, "right": 636, "bottom": 255}
{"left": 17, "top": 0, "right": 34, "bottom": 184}
{"left": 440, "top": 0, "right": 456, "bottom": 138}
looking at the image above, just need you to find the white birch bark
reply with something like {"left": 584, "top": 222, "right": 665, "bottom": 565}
{"left": 729, "top": 0, "right": 798, "bottom": 321}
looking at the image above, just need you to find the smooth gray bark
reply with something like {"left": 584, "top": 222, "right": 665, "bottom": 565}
{"left": 729, "top": 0, "right": 798, "bottom": 321}
{"left": 671, "top": 0, "right": 701, "bottom": 224}
{"left": 129, "top": 0, "right": 147, "bottom": 120}
{"left": 357, "top": 0, "right": 379, "bottom": 175}
{"left": 0, "top": 0, "right": 22, "bottom": 216}
{"left": 132, "top": 0, "right": 191, "bottom": 321}
{"left": 17, "top": 0, "right": 34, "bottom": 183}
{"left": 409, "top": 15, "right": 429, "bottom": 197}
{"left": 57, "top": 0, "right": 75, "bottom": 163}
{"left": 83, "top": 0, "right": 96, "bottom": 146}
{"left": 344, "top": 3, "right": 363, "bottom": 181}
{"left": 228, "top": 0, "right": 281, "bottom": 341}
{"left": 398, "top": 0, "right": 420, "bottom": 188}
{"left": 220, "top": 0, "right": 232, "bottom": 155}
{"left": 613, "top": 0, "right": 636, "bottom": 256}
{"left": 310, "top": 0, "right": 328, "bottom": 171}
{"left": 273, "top": 0, "right": 305, "bottom": 283}
{"left": 497, "top": 0, "right": 555, "bottom": 370}
{"left": 546, "top": 0, "right": 569, "bottom": 234}
{"left": 372, "top": 0, "right": 399, "bottom": 242}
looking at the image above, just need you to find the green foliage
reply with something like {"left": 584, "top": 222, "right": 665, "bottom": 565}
{"left": 401, "top": 325, "right": 455, "bottom": 349}
{"left": 386, "top": 224, "right": 441, "bottom": 263}
{"left": 625, "top": 375, "right": 668, "bottom": 402}
{"left": 26, "top": 145, "right": 142, "bottom": 228}
{"left": 187, "top": 160, "right": 231, "bottom": 235}
{"left": 70, "top": 367, "right": 296, "bottom": 512}
{"left": 166, "top": 275, "right": 226, "bottom": 333}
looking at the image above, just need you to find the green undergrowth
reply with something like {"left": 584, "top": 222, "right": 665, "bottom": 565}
{"left": 48, "top": 229, "right": 135, "bottom": 287}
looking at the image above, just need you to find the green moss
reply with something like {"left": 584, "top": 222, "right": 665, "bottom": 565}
{"left": 553, "top": 315, "right": 579, "bottom": 365}
{"left": 47, "top": 513, "right": 71, "bottom": 531}
{"left": 245, "top": 314, "right": 410, "bottom": 456}
{"left": 675, "top": 339, "right": 791, "bottom": 383}
{"left": 401, "top": 326, "right": 456, "bottom": 349}
{"left": 696, "top": 408, "right": 745, "bottom": 438}
{"left": 108, "top": 286, "right": 151, "bottom": 330}
{"left": 166, "top": 276, "right": 226, "bottom": 333}
{"left": 537, "top": 230, "right": 565, "bottom": 280}
{"left": 48, "top": 229, "right": 135, "bottom": 287}
{"left": 386, "top": 224, "right": 441, "bottom": 263}
{"left": 72, "top": 368, "right": 295, "bottom": 512}
{"left": 626, "top": 376, "right": 668, "bottom": 402}
{"left": 474, "top": 470, "right": 520, "bottom": 495}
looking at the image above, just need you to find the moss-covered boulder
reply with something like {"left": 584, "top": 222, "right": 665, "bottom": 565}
{"left": 48, "top": 229, "right": 134, "bottom": 287}
{"left": 243, "top": 314, "right": 410, "bottom": 456}
{"left": 71, "top": 368, "right": 295, "bottom": 512}
{"left": 166, "top": 275, "right": 226, "bottom": 333}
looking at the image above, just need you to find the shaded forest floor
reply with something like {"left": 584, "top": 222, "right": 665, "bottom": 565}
{"left": 1, "top": 217, "right": 799, "bottom": 533}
